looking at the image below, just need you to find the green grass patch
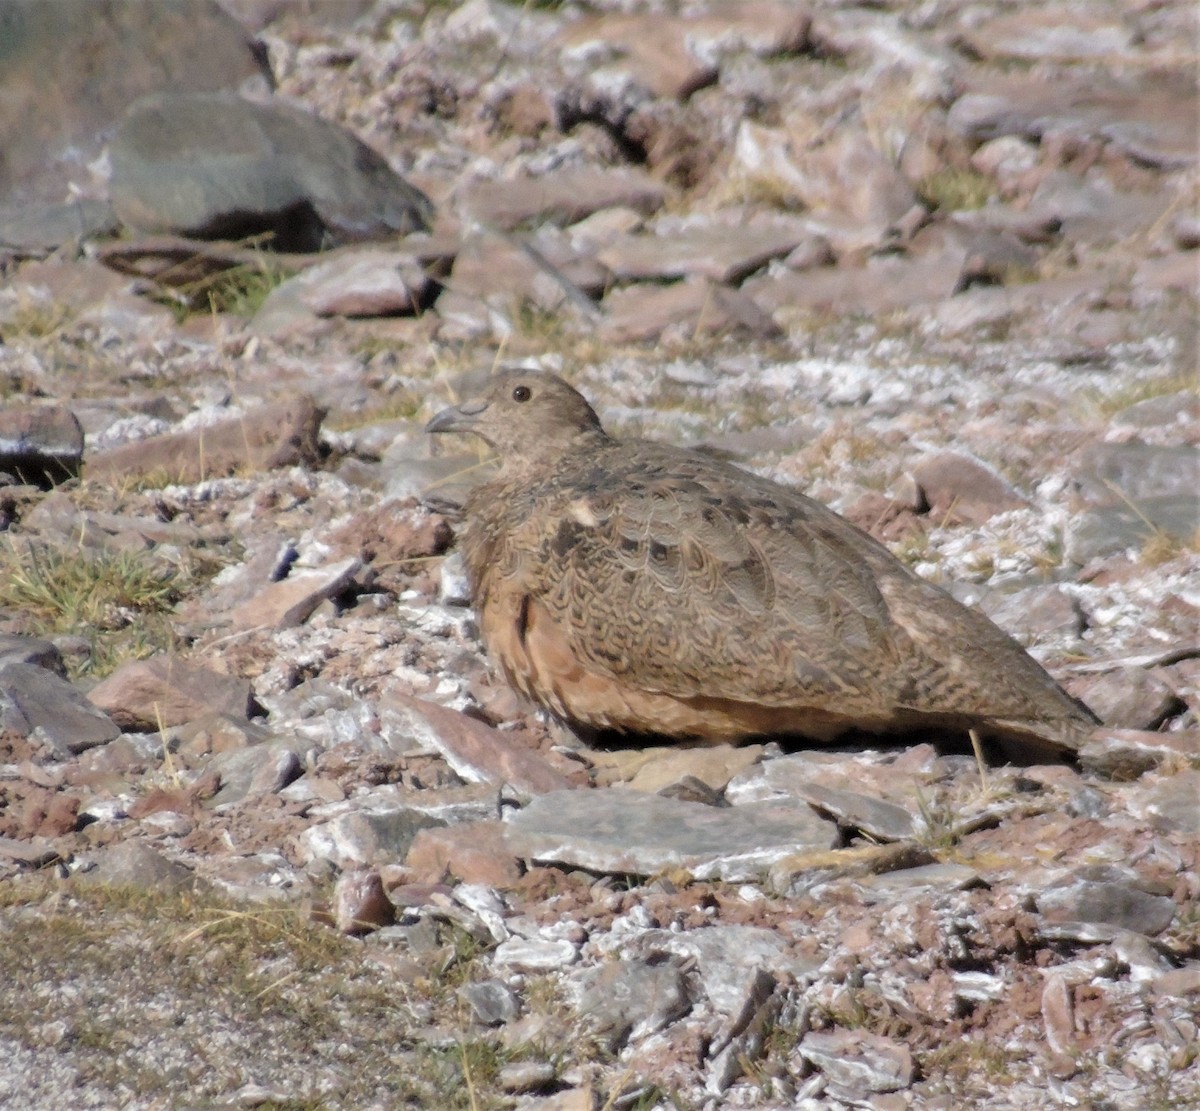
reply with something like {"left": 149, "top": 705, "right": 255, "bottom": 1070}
{"left": 918, "top": 166, "right": 994, "bottom": 212}
{"left": 0, "top": 539, "right": 189, "bottom": 677}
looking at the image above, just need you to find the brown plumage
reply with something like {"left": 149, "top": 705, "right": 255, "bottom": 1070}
{"left": 426, "top": 371, "right": 1097, "bottom": 760}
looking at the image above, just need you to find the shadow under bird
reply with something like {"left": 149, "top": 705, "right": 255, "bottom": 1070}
{"left": 426, "top": 371, "right": 1098, "bottom": 762}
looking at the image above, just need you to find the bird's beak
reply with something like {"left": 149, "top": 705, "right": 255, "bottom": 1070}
{"left": 425, "top": 397, "right": 489, "bottom": 435}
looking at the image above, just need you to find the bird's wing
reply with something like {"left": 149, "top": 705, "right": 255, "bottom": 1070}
{"left": 494, "top": 448, "right": 902, "bottom": 708}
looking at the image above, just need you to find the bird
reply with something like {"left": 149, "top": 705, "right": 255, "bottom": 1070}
{"left": 425, "top": 371, "right": 1098, "bottom": 761}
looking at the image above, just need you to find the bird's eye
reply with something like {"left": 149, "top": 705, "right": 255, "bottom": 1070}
{"left": 512, "top": 385, "right": 532, "bottom": 402}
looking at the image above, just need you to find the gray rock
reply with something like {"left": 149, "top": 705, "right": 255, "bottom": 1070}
{"left": 621, "top": 925, "right": 818, "bottom": 1021}
{"left": 947, "top": 72, "right": 1197, "bottom": 170}
{"left": 297, "top": 805, "right": 447, "bottom": 870}
{"left": 0, "top": 200, "right": 119, "bottom": 254}
{"left": 1126, "top": 769, "right": 1200, "bottom": 835}
{"left": 1079, "top": 728, "right": 1200, "bottom": 782}
{"left": 459, "top": 168, "right": 665, "bottom": 231}
{"left": 1037, "top": 868, "right": 1178, "bottom": 937}
{"left": 978, "top": 584, "right": 1087, "bottom": 647}
{"left": 962, "top": 9, "right": 1134, "bottom": 63}
{"left": 1073, "top": 442, "right": 1200, "bottom": 509}
{"left": 1066, "top": 442, "right": 1200, "bottom": 560}
{"left": 209, "top": 742, "right": 303, "bottom": 807}
{"left": 0, "top": 0, "right": 267, "bottom": 211}
{"left": 744, "top": 253, "right": 960, "bottom": 318}
{"left": 572, "top": 956, "right": 692, "bottom": 1048}
{"left": 859, "top": 862, "right": 982, "bottom": 901}
{"left": 797, "top": 1029, "right": 914, "bottom": 1093}
{"left": 497, "top": 1059, "right": 557, "bottom": 1093}
{"left": 1067, "top": 498, "right": 1199, "bottom": 563}
{"left": 1112, "top": 390, "right": 1199, "bottom": 430}
{"left": 0, "top": 405, "right": 84, "bottom": 488}
{"left": 595, "top": 216, "right": 815, "bottom": 284}
{"left": 599, "top": 278, "right": 782, "bottom": 345}
{"left": 110, "top": 92, "right": 433, "bottom": 250}
{"left": 794, "top": 783, "right": 917, "bottom": 842}
{"left": 0, "top": 635, "right": 66, "bottom": 677}
{"left": 460, "top": 979, "right": 522, "bottom": 1026}
{"left": 491, "top": 936, "right": 578, "bottom": 972}
{"left": 76, "top": 841, "right": 198, "bottom": 895}
{"left": 0, "top": 661, "right": 121, "bottom": 756}
{"left": 438, "top": 551, "right": 472, "bottom": 607}
{"left": 506, "top": 788, "right": 837, "bottom": 881}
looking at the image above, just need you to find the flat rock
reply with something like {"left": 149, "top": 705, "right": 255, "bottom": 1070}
{"left": 1026, "top": 171, "right": 1179, "bottom": 245}
{"left": 297, "top": 804, "right": 447, "bottom": 870}
{"left": 505, "top": 788, "right": 837, "bottom": 881}
{"left": 795, "top": 783, "right": 917, "bottom": 842}
{"left": 858, "top": 861, "right": 982, "bottom": 900}
{"left": 1072, "top": 668, "right": 1184, "bottom": 732}
{"left": 0, "top": 635, "right": 65, "bottom": 677}
{"left": 404, "top": 820, "right": 523, "bottom": 888}
{"left": 207, "top": 740, "right": 303, "bottom": 807}
{"left": 111, "top": 92, "right": 433, "bottom": 249}
{"left": 20, "top": 493, "right": 217, "bottom": 554}
{"left": 1067, "top": 498, "right": 1199, "bottom": 563}
{"left": 460, "top": 979, "right": 521, "bottom": 1027}
{"left": 1079, "top": 728, "right": 1200, "bottom": 781}
{"left": 445, "top": 229, "right": 608, "bottom": 318}
{"left": 1125, "top": 769, "right": 1200, "bottom": 835}
{"left": 86, "top": 656, "right": 254, "bottom": 732}
{"left": 589, "top": 743, "right": 762, "bottom": 793}
{"left": 76, "top": 840, "right": 199, "bottom": 895}
{"left": 2, "top": 258, "right": 177, "bottom": 339}
{"left": 726, "top": 751, "right": 932, "bottom": 817}
{"left": 557, "top": 1, "right": 807, "bottom": 100}
{"left": 0, "top": 404, "right": 84, "bottom": 488}
{"left": 556, "top": 14, "right": 716, "bottom": 100}
{"left": 458, "top": 169, "right": 664, "bottom": 232}
{"left": 226, "top": 556, "right": 361, "bottom": 632}
{"left": 252, "top": 249, "right": 434, "bottom": 334}
{"left": 1073, "top": 442, "right": 1200, "bottom": 509}
{"left": 977, "top": 584, "right": 1086, "bottom": 647}
{"left": 87, "top": 396, "right": 325, "bottom": 486}
{"left": 0, "top": 661, "right": 121, "bottom": 757}
{"left": 1037, "top": 868, "right": 1178, "bottom": 937}
{"left": 962, "top": 10, "right": 1135, "bottom": 63}
{"left": 599, "top": 278, "right": 781, "bottom": 344}
{"left": 0, "top": 199, "right": 119, "bottom": 254}
{"left": 381, "top": 692, "right": 571, "bottom": 796}
{"left": 909, "top": 449, "right": 1031, "bottom": 526}
{"left": 595, "top": 217, "right": 814, "bottom": 285}
{"left": 947, "top": 72, "right": 1198, "bottom": 170}
{"left": 798, "top": 1029, "right": 914, "bottom": 1093}
{"left": 491, "top": 936, "right": 578, "bottom": 973}
{"left": 744, "top": 253, "right": 960, "bottom": 318}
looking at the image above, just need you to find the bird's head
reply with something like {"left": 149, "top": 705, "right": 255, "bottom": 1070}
{"left": 425, "top": 370, "right": 606, "bottom": 465}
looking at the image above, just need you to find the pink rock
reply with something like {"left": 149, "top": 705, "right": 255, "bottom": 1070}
{"left": 87, "top": 656, "right": 254, "bottom": 732}
{"left": 405, "top": 820, "right": 522, "bottom": 888}
{"left": 379, "top": 692, "right": 571, "bottom": 796}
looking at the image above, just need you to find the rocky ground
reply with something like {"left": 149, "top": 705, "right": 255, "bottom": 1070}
{"left": 0, "top": 1, "right": 1197, "bottom": 1109}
